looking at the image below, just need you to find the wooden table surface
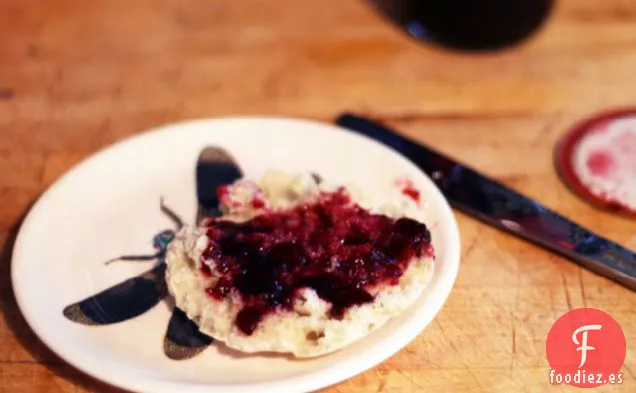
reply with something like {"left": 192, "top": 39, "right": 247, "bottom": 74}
{"left": 2, "top": 0, "right": 636, "bottom": 392}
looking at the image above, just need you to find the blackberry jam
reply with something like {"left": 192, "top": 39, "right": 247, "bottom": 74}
{"left": 201, "top": 188, "right": 433, "bottom": 335}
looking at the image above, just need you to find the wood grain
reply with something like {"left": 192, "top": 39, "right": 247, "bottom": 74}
{"left": 1, "top": 0, "right": 636, "bottom": 392}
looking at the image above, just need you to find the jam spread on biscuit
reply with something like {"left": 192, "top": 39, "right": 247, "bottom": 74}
{"left": 200, "top": 188, "right": 433, "bottom": 335}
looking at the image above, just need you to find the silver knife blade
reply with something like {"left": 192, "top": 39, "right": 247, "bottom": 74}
{"left": 335, "top": 113, "right": 636, "bottom": 291}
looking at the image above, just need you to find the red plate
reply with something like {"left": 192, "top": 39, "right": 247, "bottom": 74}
{"left": 554, "top": 107, "right": 636, "bottom": 218}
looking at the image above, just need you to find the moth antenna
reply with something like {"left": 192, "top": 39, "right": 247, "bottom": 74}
{"left": 160, "top": 197, "right": 184, "bottom": 230}
{"left": 103, "top": 254, "right": 160, "bottom": 265}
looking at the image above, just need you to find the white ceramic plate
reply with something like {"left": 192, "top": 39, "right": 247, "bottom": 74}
{"left": 12, "top": 117, "right": 460, "bottom": 393}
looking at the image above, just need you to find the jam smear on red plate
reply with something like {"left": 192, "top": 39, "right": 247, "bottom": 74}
{"left": 585, "top": 150, "right": 615, "bottom": 177}
{"left": 200, "top": 188, "right": 433, "bottom": 335}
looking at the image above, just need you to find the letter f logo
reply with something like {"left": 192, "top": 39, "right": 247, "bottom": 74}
{"left": 572, "top": 324, "right": 602, "bottom": 368}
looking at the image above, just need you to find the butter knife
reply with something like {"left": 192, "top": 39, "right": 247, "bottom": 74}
{"left": 335, "top": 113, "right": 636, "bottom": 291}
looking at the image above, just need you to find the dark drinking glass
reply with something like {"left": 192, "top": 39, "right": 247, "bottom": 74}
{"left": 370, "top": 0, "right": 556, "bottom": 51}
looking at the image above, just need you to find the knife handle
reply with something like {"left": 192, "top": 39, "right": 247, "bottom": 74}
{"left": 335, "top": 113, "right": 636, "bottom": 291}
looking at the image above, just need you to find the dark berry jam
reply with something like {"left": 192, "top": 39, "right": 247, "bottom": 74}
{"left": 397, "top": 178, "right": 420, "bottom": 203}
{"left": 250, "top": 197, "right": 265, "bottom": 209}
{"left": 216, "top": 185, "right": 230, "bottom": 201}
{"left": 201, "top": 188, "right": 433, "bottom": 335}
{"left": 401, "top": 186, "right": 420, "bottom": 203}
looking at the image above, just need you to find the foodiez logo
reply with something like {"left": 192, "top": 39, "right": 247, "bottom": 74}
{"left": 573, "top": 324, "right": 602, "bottom": 369}
{"left": 546, "top": 308, "right": 626, "bottom": 388}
